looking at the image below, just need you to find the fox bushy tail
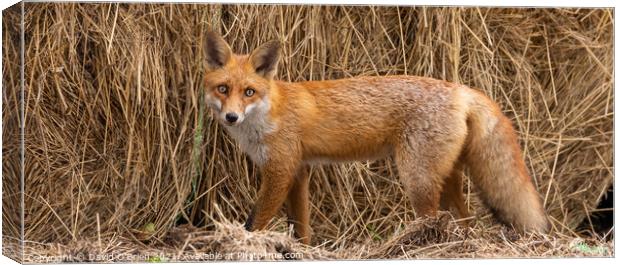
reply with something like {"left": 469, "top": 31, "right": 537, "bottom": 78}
{"left": 464, "top": 91, "right": 549, "bottom": 233}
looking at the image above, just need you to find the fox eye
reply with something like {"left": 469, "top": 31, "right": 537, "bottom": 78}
{"left": 217, "top": 85, "right": 228, "bottom": 94}
{"left": 245, "top": 88, "right": 255, "bottom": 97}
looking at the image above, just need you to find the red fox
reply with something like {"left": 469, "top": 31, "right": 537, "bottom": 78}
{"left": 202, "top": 31, "right": 549, "bottom": 245}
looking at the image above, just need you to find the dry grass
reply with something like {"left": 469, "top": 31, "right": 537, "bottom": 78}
{"left": 2, "top": 3, "right": 614, "bottom": 261}
{"left": 2, "top": 213, "right": 613, "bottom": 262}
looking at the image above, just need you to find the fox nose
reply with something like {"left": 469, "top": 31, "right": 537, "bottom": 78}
{"left": 225, "top": 112, "right": 239, "bottom": 123}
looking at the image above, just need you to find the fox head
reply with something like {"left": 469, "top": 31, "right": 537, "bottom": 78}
{"left": 203, "top": 31, "right": 281, "bottom": 126}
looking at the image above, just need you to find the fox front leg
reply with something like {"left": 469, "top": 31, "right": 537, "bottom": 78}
{"left": 286, "top": 166, "right": 311, "bottom": 244}
{"left": 244, "top": 154, "right": 300, "bottom": 232}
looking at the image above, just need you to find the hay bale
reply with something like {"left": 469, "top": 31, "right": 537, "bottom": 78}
{"left": 2, "top": 2, "right": 613, "bottom": 258}
{"left": 2, "top": 3, "right": 24, "bottom": 263}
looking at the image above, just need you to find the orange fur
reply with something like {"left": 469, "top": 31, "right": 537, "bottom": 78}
{"left": 203, "top": 32, "right": 549, "bottom": 245}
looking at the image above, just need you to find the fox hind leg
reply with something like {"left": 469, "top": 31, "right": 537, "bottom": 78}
{"left": 439, "top": 165, "right": 472, "bottom": 222}
{"left": 394, "top": 146, "right": 442, "bottom": 217}
{"left": 395, "top": 113, "right": 467, "bottom": 218}
{"left": 394, "top": 137, "right": 463, "bottom": 218}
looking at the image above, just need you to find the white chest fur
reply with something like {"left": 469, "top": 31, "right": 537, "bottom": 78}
{"left": 223, "top": 115, "right": 275, "bottom": 166}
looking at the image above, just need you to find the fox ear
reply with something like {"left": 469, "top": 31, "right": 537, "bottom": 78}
{"left": 249, "top": 40, "right": 281, "bottom": 79}
{"left": 204, "top": 31, "right": 232, "bottom": 70}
